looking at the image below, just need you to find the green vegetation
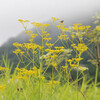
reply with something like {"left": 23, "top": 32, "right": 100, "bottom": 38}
{"left": 0, "top": 13, "right": 100, "bottom": 100}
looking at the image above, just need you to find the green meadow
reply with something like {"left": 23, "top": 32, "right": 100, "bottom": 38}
{"left": 0, "top": 13, "right": 100, "bottom": 100}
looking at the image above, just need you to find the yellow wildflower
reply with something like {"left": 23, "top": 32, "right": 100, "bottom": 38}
{"left": 79, "top": 26, "right": 85, "bottom": 31}
{"left": 56, "top": 25, "right": 61, "bottom": 29}
{"left": 48, "top": 81, "right": 52, "bottom": 85}
{"left": 38, "top": 76, "right": 45, "bottom": 80}
{"left": 29, "top": 39, "right": 33, "bottom": 43}
{"left": 9, "top": 78, "right": 14, "bottom": 82}
{"left": 86, "top": 25, "right": 91, "bottom": 29}
{"left": 70, "top": 64, "right": 78, "bottom": 67}
{"left": 61, "top": 27, "right": 68, "bottom": 32}
{"left": 66, "top": 37, "right": 69, "bottom": 40}
{"left": 13, "top": 49, "right": 22, "bottom": 54}
{"left": 96, "top": 25, "right": 100, "bottom": 31}
{"left": 0, "top": 84, "right": 6, "bottom": 91}
{"left": 73, "top": 43, "right": 88, "bottom": 53}
{"left": 73, "top": 26, "right": 78, "bottom": 31}
{"left": 45, "top": 49, "right": 51, "bottom": 52}
{"left": 71, "top": 34, "right": 75, "bottom": 39}
{"left": 51, "top": 17, "right": 59, "bottom": 22}
{"left": 24, "top": 20, "right": 29, "bottom": 22}
{"left": 41, "top": 76, "right": 45, "bottom": 80}
{"left": 67, "top": 59, "right": 72, "bottom": 62}
{"left": 73, "top": 23, "right": 82, "bottom": 26}
{"left": 53, "top": 81, "right": 60, "bottom": 85}
{"left": 58, "top": 36, "right": 62, "bottom": 40}
{"left": 18, "top": 19, "right": 24, "bottom": 23}
{"left": 20, "top": 51, "right": 25, "bottom": 55}
{"left": 25, "top": 31, "right": 32, "bottom": 34}
{"left": 45, "top": 43, "right": 54, "bottom": 47}
{"left": 51, "top": 55, "right": 58, "bottom": 59}
{"left": 93, "top": 20, "right": 99, "bottom": 24}
{"left": 13, "top": 42, "right": 23, "bottom": 47}
{"left": 42, "top": 31, "right": 47, "bottom": 34}
{"left": 31, "top": 34, "right": 38, "bottom": 38}
{"left": 48, "top": 81, "right": 60, "bottom": 85}
{"left": 15, "top": 67, "right": 21, "bottom": 71}
{"left": 15, "top": 76, "right": 26, "bottom": 79}
{"left": 71, "top": 44, "right": 76, "bottom": 47}
{"left": 0, "top": 66, "right": 9, "bottom": 71}
{"left": 45, "top": 33, "right": 50, "bottom": 37}
{"left": 43, "top": 37, "right": 52, "bottom": 41}
{"left": 32, "top": 67, "right": 37, "bottom": 70}
{"left": 54, "top": 47, "right": 59, "bottom": 49}
{"left": 75, "top": 57, "right": 83, "bottom": 61}
{"left": 62, "top": 66, "right": 67, "bottom": 69}
{"left": 31, "top": 22, "right": 42, "bottom": 27}
{"left": 42, "top": 24, "right": 49, "bottom": 27}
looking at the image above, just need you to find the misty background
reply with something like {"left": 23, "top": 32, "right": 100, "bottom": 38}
{"left": 0, "top": 0, "right": 100, "bottom": 46}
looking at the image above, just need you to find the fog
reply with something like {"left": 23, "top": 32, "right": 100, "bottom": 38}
{"left": 0, "top": 0, "right": 100, "bottom": 46}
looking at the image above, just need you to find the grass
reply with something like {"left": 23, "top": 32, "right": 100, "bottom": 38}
{"left": 0, "top": 15, "right": 100, "bottom": 100}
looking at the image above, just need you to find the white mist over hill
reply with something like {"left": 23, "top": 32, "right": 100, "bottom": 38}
{"left": 0, "top": 0, "right": 100, "bottom": 46}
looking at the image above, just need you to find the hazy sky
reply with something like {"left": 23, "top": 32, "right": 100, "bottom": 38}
{"left": 0, "top": 0, "right": 100, "bottom": 46}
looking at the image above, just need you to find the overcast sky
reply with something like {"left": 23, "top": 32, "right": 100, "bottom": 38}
{"left": 0, "top": 0, "right": 100, "bottom": 46}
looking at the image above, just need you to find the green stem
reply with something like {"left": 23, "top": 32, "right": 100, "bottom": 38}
{"left": 95, "top": 65, "right": 98, "bottom": 85}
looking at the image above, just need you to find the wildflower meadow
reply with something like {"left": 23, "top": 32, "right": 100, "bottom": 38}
{"left": 0, "top": 13, "right": 100, "bottom": 100}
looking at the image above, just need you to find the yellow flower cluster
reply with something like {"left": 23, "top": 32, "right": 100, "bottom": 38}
{"left": 15, "top": 75, "right": 26, "bottom": 79}
{"left": 71, "top": 43, "right": 88, "bottom": 54}
{"left": 51, "top": 17, "right": 59, "bottom": 23}
{"left": 18, "top": 19, "right": 30, "bottom": 30}
{"left": 45, "top": 47, "right": 64, "bottom": 54}
{"left": 67, "top": 57, "right": 83, "bottom": 68}
{"left": 61, "top": 27, "right": 69, "bottom": 32}
{"left": 53, "top": 47, "right": 64, "bottom": 53}
{"left": 51, "top": 62, "right": 57, "bottom": 68}
{"left": 75, "top": 57, "right": 83, "bottom": 61}
{"left": 18, "top": 19, "right": 30, "bottom": 23}
{"left": 38, "top": 76, "right": 45, "bottom": 80}
{"left": 16, "top": 18, "right": 91, "bottom": 88}
{"left": 0, "top": 84, "right": 6, "bottom": 91}
{"left": 45, "top": 33, "right": 50, "bottom": 37}
{"left": 23, "top": 43, "right": 39, "bottom": 50}
{"left": 13, "top": 49, "right": 24, "bottom": 55}
{"left": 56, "top": 23, "right": 68, "bottom": 32}
{"left": 48, "top": 80, "right": 60, "bottom": 85}
{"left": 71, "top": 34, "right": 75, "bottom": 39}
{"left": 74, "top": 43, "right": 88, "bottom": 53}
{"left": 31, "top": 22, "right": 42, "bottom": 27}
{"left": 71, "top": 43, "right": 76, "bottom": 47}
{"left": 0, "top": 66, "right": 9, "bottom": 72}
{"left": 45, "top": 43, "right": 54, "bottom": 48}
{"left": 73, "top": 23, "right": 91, "bottom": 31}
{"left": 31, "top": 34, "right": 38, "bottom": 38}
{"left": 86, "top": 25, "right": 91, "bottom": 29}
{"left": 62, "top": 66, "right": 67, "bottom": 69}
{"left": 13, "top": 42, "right": 23, "bottom": 47}
{"left": 15, "top": 67, "right": 44, "bottom": 80}
{"left": 31, "top": 22, "right": 49, "bottom": 28}
{"left": 54, "top": 46, "right": 64, "bottom": 49}
{"left": 58, "top": 34, "right": 68, "bottom": 40}
{"left": 43, "top": 37, "right": 52, "bottom": 41}
{"left": 96, "top": 25, "right": 100, "bottom": 31}
{"left": 51, "top": 55, "right": 58, "bottom": 59}
{"left": 25, "top": 31, "right": 32, "bottom": 34}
